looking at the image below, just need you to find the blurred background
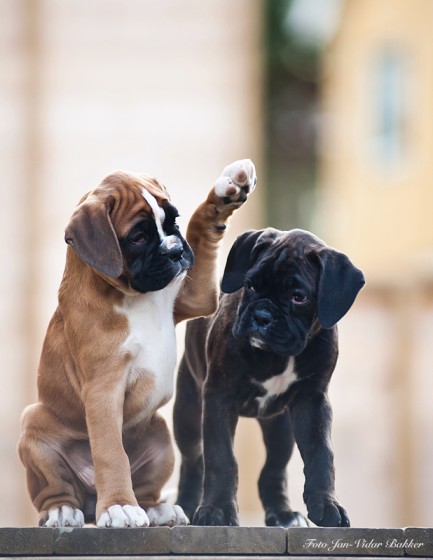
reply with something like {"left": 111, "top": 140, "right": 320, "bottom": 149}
{"left": 1, "top": 0, "right": 432, "bottom": 528}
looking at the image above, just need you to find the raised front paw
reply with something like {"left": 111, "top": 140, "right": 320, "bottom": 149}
{"left": 96, "top": 504, "right": 149, "bottom": 528}
{"left": 214, "top": 158, "right": 256, "bottom": 205}
{"left": 193, "top": 502, "right": 239, "bottom": 526}
{"left": 306, "top": 496, "right": 350, "bottom": 527}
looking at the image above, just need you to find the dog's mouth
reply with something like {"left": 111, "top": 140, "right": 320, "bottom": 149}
{"left": 136, "top": 264, "right": 187, "bottom": 292}
{"left": 249, "top": 336, "right": 271, "bottom": 352}
{"left": 233, "top": 319, "right": 288, "bottom": 355}
{"left": 126, "top": 240, "right": 194, "bottom": 294}
{"left": 244, "top": 329, "right": 306, "bottom": 357}
{"left": 233, "top": 303, "right": 308, "bottom": 357}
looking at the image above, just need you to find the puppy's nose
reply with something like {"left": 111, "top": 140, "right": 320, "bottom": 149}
{"left": 159, "top": 235, "right": 184, "bottom": 261}
{"left": 253, "top": 308, "right": 273, "bottom": 327}
{"left": 168, "top": 245, "right": 184, "bottom": 261}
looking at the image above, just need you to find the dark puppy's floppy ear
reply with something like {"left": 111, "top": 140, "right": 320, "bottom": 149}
{"left": 65, "top": 195, "right": 124, "bottom": 278}
{"left": 314, "top": 248, "right": 365, "bottom": 329}
{"left": 221, "top": 228, "right": 280, "bottom": 293}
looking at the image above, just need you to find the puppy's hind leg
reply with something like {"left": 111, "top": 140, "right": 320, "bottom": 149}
{"left": 173, "top": 354, "right": 204, "bottom": 521}
{"left": 18, "top": 404, "right": 87, "bottom": 527}
{"left": 258, "top": 411, "right": 308, "bottom": 527}
{"left": 126, "top": 413, "right": 188, "bottom": 527}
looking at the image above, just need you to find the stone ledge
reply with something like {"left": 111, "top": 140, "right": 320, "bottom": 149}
{"left": 0, "top": 527, "right": 431, "bottom": 557}
{"left": 0, "top": 528, "right": 54, "bottom": 556}
{"left": 404, "top": 528, "right": 433, "bottom": 557}
{"left": 1, "top": 557, "right": 399, "bottom": 560}
{"left": 287, "top": 528, "right": 406, "bottom": 556}
{"left": 55, "top": 527, "right": 171, "bottom": 555}
{"left": 171, "top": 526, "right": 286, "bottom": 554}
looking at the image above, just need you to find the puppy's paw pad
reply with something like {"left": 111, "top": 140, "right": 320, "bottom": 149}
{"left": 97, "top": 504, "right": 149, "bottom": 528}
{"left": 221, "top": 159, "right": 256, "bottom": 187}
{"left": 215, "top": 177, "right": 240, "bottom": 198}
{"left": 147, "top": 503, "right": 189, "bottom": 527}
{"left": 214, "top": 159, "right": 257, "bottom": 201}
{"left": 44, "top": 506, "right": 84, "bottom": 527}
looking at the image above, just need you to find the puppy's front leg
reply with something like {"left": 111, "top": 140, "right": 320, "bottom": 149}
{"left": 82, "top": 380, "right": 149, "bottom": 528}
{"left": 174, "top": 159, "right": 256, "bottom": 323}
{"left": 291, "top": 390, "right": 350, "bottom": 527}
{"left": 193, "top": 383, "right": 240, "bottom": 526}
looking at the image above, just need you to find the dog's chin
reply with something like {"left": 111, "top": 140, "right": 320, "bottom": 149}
{"left": 131, "top": 262, "right": 188, "bottom": 293}
{"left": 249, "top": 336, "right": 273, "bottom": 352}
{"left": 233, "top": 324, "right": 307, "bottom": 357}
{"left": 249, "top": 336, "right": 304, "bottom": 356}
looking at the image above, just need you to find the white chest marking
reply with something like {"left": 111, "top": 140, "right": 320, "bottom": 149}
{"left": 141, "top": 187, "right": 166, "bottom": 241}
{"left": 118, "top": 279, "right": 183, "bottom": 419}
{"left": 255, "top": 357, "right": 298, "bottom": 412}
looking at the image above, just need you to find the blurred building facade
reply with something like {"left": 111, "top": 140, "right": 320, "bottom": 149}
{"left": 317, "top": 0, "right": 433, "bottom": 527}
{"left": 0, "top": 0, "right": 264, "bottom": 526}
{"left": 235, "top": 0, "right": 433, "bottom": 528}
{"left": 1, "top": 0, "right": 432, "bottom": 530}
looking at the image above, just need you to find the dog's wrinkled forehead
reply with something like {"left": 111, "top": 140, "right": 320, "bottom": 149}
{"left": 93, "top": 171, "right": 170, "bottom": 238}
{"left": 258, "top": 229, "right": 325, "bottom": 275}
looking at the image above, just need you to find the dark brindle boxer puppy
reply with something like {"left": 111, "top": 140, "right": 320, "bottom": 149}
{"left": 18, "top": 159, "right": 256, "bottom": 528}
{"left": 174, "top": 228, "right": 365, "bottom": 527}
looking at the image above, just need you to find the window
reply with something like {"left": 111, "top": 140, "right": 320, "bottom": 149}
{"left": 371, "top": 48, "right": 408, "bottom": 173}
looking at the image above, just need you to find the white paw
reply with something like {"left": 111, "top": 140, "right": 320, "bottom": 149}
{"left": 214, "top": 158, "right": 257, "bottom": 198}
{"left": 45, "top": 505, "right": 84, "bottom": 527}
{"left": 96, "top": 504, "right": 149, "bottom": 528}
{"left": 146, "top": 503, "right": 189, "bottom": 527}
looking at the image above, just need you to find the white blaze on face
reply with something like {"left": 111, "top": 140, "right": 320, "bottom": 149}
{"left": 141, "top": 187, "right": 166, "bottom": 241}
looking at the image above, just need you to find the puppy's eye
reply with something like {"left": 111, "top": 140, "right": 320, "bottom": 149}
{"left": 291, "top": 292, "right": 307, "bottom": 305}
{"left": 245, "top": 280, "right": 255, "bottom": 292}
{"left": 129, "top": 233, "right": 146, "bottom": 246}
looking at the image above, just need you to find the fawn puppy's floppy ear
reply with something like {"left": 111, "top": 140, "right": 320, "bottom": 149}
{"left": 313, "top": 248, "right": 365, "bottom": 329}
{"left": 65, "top": 195, "right": 124, "bottom": 278}
{"left": 221, "top": 228, "right": 280, "bottom": 293}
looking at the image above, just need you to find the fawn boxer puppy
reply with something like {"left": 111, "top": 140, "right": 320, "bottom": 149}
{"left": 18, "top": 159, "right": 256, "bottom": 528}
{"left": 174, "top": 228, "right": 364, "bottom": 527}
